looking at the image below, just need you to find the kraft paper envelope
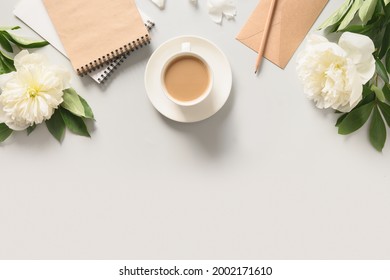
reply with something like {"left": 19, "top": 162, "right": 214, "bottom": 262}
{"left": 236, "top": 0, "right": 328, "bottom": 69}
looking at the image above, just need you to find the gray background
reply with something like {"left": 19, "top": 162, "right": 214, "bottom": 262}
{"left": 1, "top": 0, "right": 389, "bottom": 259}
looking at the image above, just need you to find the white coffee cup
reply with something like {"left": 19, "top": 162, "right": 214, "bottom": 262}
{"left": 161, "top": 42, "right": 213, "bottom": 106}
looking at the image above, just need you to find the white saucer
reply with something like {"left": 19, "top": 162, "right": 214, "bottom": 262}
{"left": 144, "top": 36, "right": 232, "bottom": 123}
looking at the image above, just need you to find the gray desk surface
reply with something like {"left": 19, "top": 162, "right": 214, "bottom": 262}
{"left": 1, "top": 0, "right": 389, "bottom": 259}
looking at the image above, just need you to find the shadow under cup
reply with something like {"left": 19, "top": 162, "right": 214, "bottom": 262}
{"left": 161, "top": 52, "right": 213, "bottom": 107}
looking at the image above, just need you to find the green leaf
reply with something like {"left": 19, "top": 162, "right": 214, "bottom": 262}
{"left": 0, "top": 58, "right": 13, "bottom": 74}
{"left": 27, "top": 124, "right": 36, "bottom": 135}
{"left": 61, "top": 88, "right": 86, "bottom": 118}
{"left": 0, "top": 123, "right": 13, "bottom": 142}
{"left": 385, "top": 0, "right": 390, "bottom": 6}
{"left": 383, "top": 83, "right": 390, "bottom": 102}
{"left": 359, "top": 0, "right": 379, "bottom": 25}
{"left": 338, "top": 0, "right": 364, "bottom": 30}
{"left": 362, "top": 83, "right": 373, "bottom": 98}
{"left": 385, "top": 1, "right": 390, "bottom": 13}
{"left": 0, "top": 51, "right": 16, "bottom": 72}
{"left": 354, "top": 87, "right": 375, "bottom": 109}
{"left": 386, "top": 50, "right": 390, "bottom": 73}
{"left": 378, "top": 101, "right": 390, "bottom": 126}
{"left": 369, "top": 106, "right": 386, "bottom": 151}
{"left": 78, "top": 95, "right": 94, "bottom": 119}
{"left": 318, "top": 0, "right": 353, "bottom": 30}
{"left": 0, "top": 58, "right": 7, "bottom": 74}
{"left": 2, "top": 31, "right": 49, "bottom": 49}
{"left": 363, "top": 83, "right": 372, "bottom": 99}
{"left": 338, "top": 101, "right": 375, "bottom": 135}
{"left": 375, "top": 0, "right": 385, "bottom": 15}
{"left": 376, "top": 58, "right": 389, "bottom": 83}
{"left": 0, "top": 26, "right": 20, "bottom": 31}
{"left": 339, "top": 23, "right": 375, "bottom": 33}
{"left": 371, "top": 84, "right": 386, "bottom": 102}
{"left": 60, "top": 108, "right": 90, "bottom": 137}
{"left": 336, "top": 113, "right": 348, "bottom": 127}
{"left": 0, "top": 50, "right": 14, "bottom": 64}
{"left": 0, "top": 33, "right": 13, "bottom": 53}
{"left": 379, "top": 26, "right": 390, "bottom": 59}
{"left": 45, "top": 109, "right": 66, "bottom": 142}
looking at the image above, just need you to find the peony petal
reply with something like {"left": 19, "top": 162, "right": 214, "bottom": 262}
{"left": 4, "top": 119, "right": 30, "bottom": 131}
{"left": 305, "top": 35, "right": 345, "bottom": 57}
{"left": 0, "top": 101, "right": 7, "bottom": 123}
{"left": 50, "top": 66, "right": 71, "bottom": 89}
{"left": 208, "top": 8, "right": 223, "bottom": 23}
{"left": 13, "top": 49, "right": 29, "bottom": 70}
{"left": 356, "top": 58, "right": 376, "bottom": 84}
{"left": 208, "top": 0, "right": 236, "bottom": 23}
{"left": 14, "top": 50, "right": 47, "bottom": 70}
{"left": 339, "top": 32, "right": 375, "bottom": 65}
{"left": 337, "top": 81, "right": 362, "bottom": 112}
{"left": 307, "top": 34, "right": 329, "bottom": 46}
{"left": 349, "top": 81, "right": 363, "bottom": 109}
{"left": 222, "top": 4, "right": 237, "bottom": 19}
{"left": 13, "top": 50, "right": 30, "bottom": 71}
{"left": 339, "top": 32, "right": 375, "bottom": 87}
{"left": 0, "top": 72, "right": 16, "bottom": 90}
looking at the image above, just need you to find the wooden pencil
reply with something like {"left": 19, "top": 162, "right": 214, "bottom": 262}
{"left": 255, "top": 0, "right": 277, "bottom": 74}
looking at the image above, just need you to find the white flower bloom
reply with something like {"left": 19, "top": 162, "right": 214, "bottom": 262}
{"left": 208, "top": 0, "right": 237, "bottom": 24}
{"left": 0, "top": 50, "right": 70, "bottom": 130}
{"left": 297, "top": 32, "right": 375, "bottom": 112}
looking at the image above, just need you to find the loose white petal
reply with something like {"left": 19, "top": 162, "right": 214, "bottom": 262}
{"left": 151, "top": 0, "right": 165, "bottom": 9}
{"left": 207, "top": 0, "right": 236, "bottom": 23}
{"left": 208, "top": 7, "right": 223, "bottom": 23}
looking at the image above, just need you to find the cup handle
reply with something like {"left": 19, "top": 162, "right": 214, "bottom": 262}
{"left": 182, "top": 42, "right": 191, "bottom": 52}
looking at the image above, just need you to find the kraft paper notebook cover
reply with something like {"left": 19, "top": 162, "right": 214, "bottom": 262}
{"left": 43, "top": 0, "right": 150, "bottom": 76}
{"left": 236, "top": 0, "right": 328, "bottom": 69}
{"left": 14, "top": 0, "right": 155, "bottom": 84}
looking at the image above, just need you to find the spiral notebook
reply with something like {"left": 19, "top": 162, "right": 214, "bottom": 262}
{"left": 14, "top": 0, "right": 154, "bottom": 84}
{"left": 42, "top": 0, "right": 150, "bottom": 76}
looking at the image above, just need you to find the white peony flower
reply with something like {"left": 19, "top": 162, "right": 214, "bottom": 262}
{"left": 297, "top": 32, "right": 375, "bottom": 112}
{"left": 0, "top": 50, "right": 70, "bottom": 130}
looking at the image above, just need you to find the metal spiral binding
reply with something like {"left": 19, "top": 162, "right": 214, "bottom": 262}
{"left": 97, "top": 21, "right": 155, "bottom": 84}
{"left": 97, "top": 56, "right": 126, "bottom": 84}
{"left": 145, "top": 20, "right": 155, "bottom": 31}
{"left": 76, "top": 34, "right": 151, "bottom": 76}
